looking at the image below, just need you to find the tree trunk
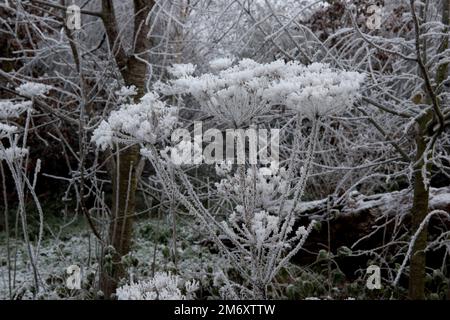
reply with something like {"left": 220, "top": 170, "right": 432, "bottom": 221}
{"left": 408, "top": 113, "right": 432, "bottom": 300}
{"left": 100, "top": 145, "right": 140, "bottom": 298}
{"left": 99, "top": 0, "right": 153, "bottom": 298}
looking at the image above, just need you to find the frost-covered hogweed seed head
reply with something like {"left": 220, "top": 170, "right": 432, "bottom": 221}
{"left": 91, "top": 92, "right": 178, "bottom": 150}
{"left": 0, "top": 123, "right": 18, "bottom": 138}
{"left": 250, "top": 210, "right": 280, "bottom": 250}
{"left": 157, "top": 59, "right": 295, "bottom": 127}
{"left": 0, "top": 147, "right": 29, "bottom": 162}
{"left": 116, "top": 272, "right": 198, "bottom": 300}
{"left": 0, "top": 100, "right": 32, "bottom": 119}
{"left": 167, "top": 63, "right": 196, "bottom": 78}
{"left": 158, "top": 59, "right": 364, "bottom": 126}
{"left": 264, "top": 63, "right": 365, "bottom": 118}
{"left": 16, "top": 82, "right": 51, "bottom": 97}
{"left": 209, "top": 57, "right": 234, "bottom": 71}
{"left": 115, "top": 85, "right": 138, "bottom": 103}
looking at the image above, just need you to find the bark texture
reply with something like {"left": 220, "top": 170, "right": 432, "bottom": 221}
{"left": 99, "top": 0, "right": 153, "bottom": 298}
{"left": 408, "top": 113, "right": 432, "bottom": 300}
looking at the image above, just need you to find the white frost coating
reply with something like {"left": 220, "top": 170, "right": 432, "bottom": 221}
{"left": 159, "top": 59, "right": 364, "bottom": 126}
{"left": 0, "top": 146, "right": 29, "bottom": 161}
{"left": 250, "top": 210, "right": 280, "bottom": 250}
{"left": 215, "top": 166, "right": 289, "bottom": 210}
{"left": 167, "top": 63, "right": 196, "bottom": 78}
{"left": 115, "top": 85, "right": 137, "bottom": 97}
{"left": 91, "top": 92, "right": 178, "bottom": 150}
{"left": 91, "top": 121, "right": 114, "bottom": 151}
{"left": 0, "top": 123, "right": 18, "bottom": 138}
{"left": 115, "top": 85, "right": 138, "bottom": 103}
{"left": 16, "top": 82, "right": 51, "bottom": 97}
{"left": 264, "top": 62, "right": 365, "bottom": 118}
{"left": 215, "top": 160, "right": 233, "bottom": 176}
{"left": 209, "top": 57, "right": 234, "bottom": 71}
{"left": 116, "top": 272, "right": 199, "bottom": 300}
{"left": 159, "top": 140, "right": 203, "bottom": 167}
{"left": 0, "top": 100, "right": 32, "bottom": 119}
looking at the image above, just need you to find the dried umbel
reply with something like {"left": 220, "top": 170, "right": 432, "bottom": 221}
{"left": 116, "top": 272, "right": 199, "bottom": 300}
{"left": 0, "top": 100, "right": 32, "bottom": 119}
{"left": 91, "top": 92, "right": 178, "bottom": 150}
{"left": 0, "top": 99, "right": 32, "bottom": 161}
{"left": 16, "top": 82, "right": 51, "bottom": 97}
{"left": 264, "top": 62, "right": 365, "bottom": 118}
{"left": 0, "top": 146, "right": 28, "bottom": 162}
{"left": 0, "top": 123, "right": 18, "bottom": 138}
{"left": 140, "top": 58, "right": 365, "bottom": 298}
{"left": 157, "top": 59, "right": 364, "bottom": 127}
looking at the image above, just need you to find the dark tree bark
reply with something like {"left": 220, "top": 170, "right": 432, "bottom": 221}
{"left": 408, "top": 112, "right": 432, "bottom": 300}
{"left": 98, "top": 0, "right": 154, "bottom": 298}
{"left": 406, "top": 0, "right": 449, "bottom": 299}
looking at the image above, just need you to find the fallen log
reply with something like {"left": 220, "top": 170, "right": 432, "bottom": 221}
{"left": 292, "top": 187, "right": 450, "bottom": 281}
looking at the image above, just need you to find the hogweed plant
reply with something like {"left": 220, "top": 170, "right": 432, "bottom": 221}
{"left": 92, "top": 59, "right": 364, "bottom": 298}
{"left": 3, "top": 0, "right": 449, "bottom": 301}
{"left": 92, "top": 92, "right": 178, "bottom": 150}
